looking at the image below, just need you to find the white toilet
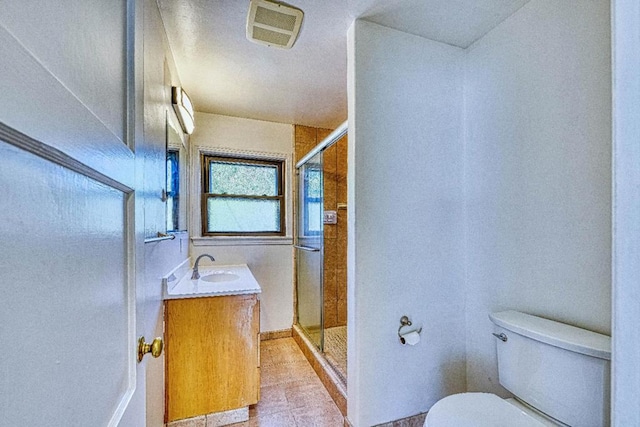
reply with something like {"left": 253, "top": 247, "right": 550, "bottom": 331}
{"left": 425, "top": 310, "right": 611, "bottom": 427}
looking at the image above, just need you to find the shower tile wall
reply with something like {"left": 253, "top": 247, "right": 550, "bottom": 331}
{"left": 294, "top": 125, "right": 347, "bottom": 328}
{"left": 335, "top": 136, "right": 347, "bottom": 326}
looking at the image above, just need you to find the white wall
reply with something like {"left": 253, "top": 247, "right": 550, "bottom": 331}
{"left": 464, "top": 0, "right": 612, "bottom": 395}
{"left": 189, "top": 113, "right": 295, "bottom": 333}
{"left": 347, "top": 20, "right": 467, "bottom": 426}
{"left": 611, "top": 0, "right": 640, "bottom": 425}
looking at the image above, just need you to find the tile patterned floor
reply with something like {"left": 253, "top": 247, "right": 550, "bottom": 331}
{"left": 323, "top": 326, "right": 347, "bottom": 384}
{"left": 232, "top": 337, "right": 344, "bottom": 427}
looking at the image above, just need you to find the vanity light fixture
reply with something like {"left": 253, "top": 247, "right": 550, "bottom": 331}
{"left": 172, "top": 86, "right": 195, "bottom": 134}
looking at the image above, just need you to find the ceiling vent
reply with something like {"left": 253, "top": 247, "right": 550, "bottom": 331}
{"left": 246, "top": 0, "right": 304, "bottom": 49}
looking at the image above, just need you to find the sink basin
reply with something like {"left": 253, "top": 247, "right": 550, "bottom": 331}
{"left": 199, "top": 272, "right": 240, "bottom": 283}
{"left": 164, "top": 263, "right": 261, "bottom": 299}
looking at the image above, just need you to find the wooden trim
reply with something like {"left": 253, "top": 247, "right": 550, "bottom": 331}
{"left": 205, "top": 194, "right": 283, "bottom": 200}
{"left": 200, "top": 152, "right": 208, "bottom": 236}
{"left": 191, "top": 145, "right": 293, "bottom": 240}
{"left": 200, "top": 152, "right": 286, "bottom": 236}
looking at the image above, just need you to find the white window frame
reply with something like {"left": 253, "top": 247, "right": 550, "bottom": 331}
{"left": 190, "top": 146, "right": 293, "bottom": 246}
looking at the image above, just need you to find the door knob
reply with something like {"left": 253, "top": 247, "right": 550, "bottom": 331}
{"left": 137, "top": 336, "right": 163, "bottom": 362}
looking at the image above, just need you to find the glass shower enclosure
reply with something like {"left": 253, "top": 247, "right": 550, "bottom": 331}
{"left": 295, "top": 151, "right": 324, "bottom": 350}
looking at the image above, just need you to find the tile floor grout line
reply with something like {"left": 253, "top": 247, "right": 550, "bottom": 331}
{"left": 235, "top": 337, "right": 344, "bottom": 426}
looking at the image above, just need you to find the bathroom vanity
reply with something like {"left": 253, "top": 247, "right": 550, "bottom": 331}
{"left": 163, "top": 263, "right": 261, "bottom": 424}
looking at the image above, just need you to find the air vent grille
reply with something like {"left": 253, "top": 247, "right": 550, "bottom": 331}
{"left": 255, "top": 6, "right": 297, "bottom": 32}
{"left": 246, "top": 0, "right": 303, "bottom": 49}
{"left": 253, "top": 27, "right": 292, "bottom": 47}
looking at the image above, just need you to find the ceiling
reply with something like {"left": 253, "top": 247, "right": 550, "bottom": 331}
{"left": 158, "top": 0, "right": 530, "bottom": 129}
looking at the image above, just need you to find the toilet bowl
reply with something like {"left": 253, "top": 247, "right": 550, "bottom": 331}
{"left": 424, "top": 393, "right": 558, "bottom": 427}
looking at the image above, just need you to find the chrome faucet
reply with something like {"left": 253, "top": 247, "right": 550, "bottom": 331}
{"left": 191, "top": 254, "right": 215, "bottom": 280}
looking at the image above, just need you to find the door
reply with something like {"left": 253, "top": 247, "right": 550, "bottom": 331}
{"left": 0, "top": 1, "right": 145, "bottom": 425}
{"left": 611, "top": 1, "right": 640, "bottom": 425}
{"left": 296, "top": 151, "right": 325, "bottom": 349}
{"left": 0, "top": 131, "right": 137, "bottom": 426}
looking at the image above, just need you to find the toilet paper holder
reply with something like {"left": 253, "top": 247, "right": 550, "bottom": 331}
{"left": 398, "top": 315, "right": 422, "bottom": 344}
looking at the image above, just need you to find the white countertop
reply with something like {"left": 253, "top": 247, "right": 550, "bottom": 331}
{"left": 164, "top": 263, "right": 262, "bottom": 300}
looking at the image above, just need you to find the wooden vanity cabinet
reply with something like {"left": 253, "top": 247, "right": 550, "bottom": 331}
{"left": 165, "top": 294, "right": 260, "bottom": 423}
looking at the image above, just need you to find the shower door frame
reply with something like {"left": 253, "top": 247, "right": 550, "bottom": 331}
{"left": 295, "top": 151, "right": 325, "bottom": 350}
{"left": 294, "top": 121, "right": 347, "bottom": 352}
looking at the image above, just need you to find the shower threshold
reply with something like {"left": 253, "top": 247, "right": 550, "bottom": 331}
{"left": 292, "top": 324, "right": 347, "bottom": 416}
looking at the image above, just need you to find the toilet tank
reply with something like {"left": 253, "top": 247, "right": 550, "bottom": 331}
{"left": 490, "top": 311, "right": 611, "bottom": 427}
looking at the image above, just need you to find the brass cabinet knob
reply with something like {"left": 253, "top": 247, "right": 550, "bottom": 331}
{"left": 137, "top": 336, "right": 163, "bottom": 362}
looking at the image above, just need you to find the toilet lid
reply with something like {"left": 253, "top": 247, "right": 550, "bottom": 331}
{"left": 425, "top": 393, "right": 546, "bottom": 427}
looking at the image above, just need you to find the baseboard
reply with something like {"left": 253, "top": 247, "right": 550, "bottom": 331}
{"left": 166, "top": 407, "right": 249, "bottom": 427}
{"left": 260, "top": 328, "right": 292, "bottom": 341}
{"left": 372, "top": 412, "right": 427, "bottom": 427}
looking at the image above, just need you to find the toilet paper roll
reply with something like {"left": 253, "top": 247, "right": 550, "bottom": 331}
{"left": 401, "top": 330, "right": 421, "bottom": 346}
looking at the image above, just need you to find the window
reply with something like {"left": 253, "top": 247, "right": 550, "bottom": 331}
{"left": 202, "top": 154, "right": 285, "bottom": 236}
{"left": 166, "top": 149, "right": 180, "bottom": 231}
{"left": 303, "top": 166, "right": 322, "bottom": 236}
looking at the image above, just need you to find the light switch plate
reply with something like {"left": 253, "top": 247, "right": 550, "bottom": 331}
{"left": 323, "top": 210, "right": 337, "bottom": 224}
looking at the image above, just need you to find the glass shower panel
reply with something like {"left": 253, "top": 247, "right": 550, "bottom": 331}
{"left": 296, "top": 151, "right": 324, "bottom": 350}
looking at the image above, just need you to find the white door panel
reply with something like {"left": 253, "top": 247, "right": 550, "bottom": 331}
{"left": 0, "top": 139, "right": 135, "bottom": 426}
{"left": 0, "top": 0, "right": 128, "bottom": 142}
{"left": 0, "top": 0, "right": 146, "bottom": 425}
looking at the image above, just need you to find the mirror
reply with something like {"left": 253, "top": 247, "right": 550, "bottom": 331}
{"left": 166, "top": 113, "right": 189, "bottom": 232}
